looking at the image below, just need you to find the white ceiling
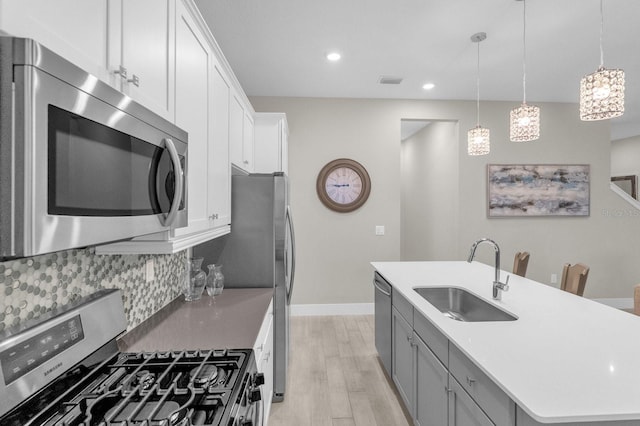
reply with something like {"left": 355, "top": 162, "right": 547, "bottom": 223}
{"left": 194, "top": 0, "right": 640, "bottom": 140}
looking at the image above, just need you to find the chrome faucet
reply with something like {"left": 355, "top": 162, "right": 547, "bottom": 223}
{"left": 467, "top": 238, "right": 510, "bottom": 300}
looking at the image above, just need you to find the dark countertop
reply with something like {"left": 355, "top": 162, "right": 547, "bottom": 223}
{"left": 117, "top": 288, "right": 273, "bottom": 352}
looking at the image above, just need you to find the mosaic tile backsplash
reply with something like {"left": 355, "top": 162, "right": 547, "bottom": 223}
{"left": 0, "top": 249, "right": 187, "bottom": 333}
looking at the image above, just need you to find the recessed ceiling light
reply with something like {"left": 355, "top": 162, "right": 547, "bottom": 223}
{"left": 326, "top": 52, "right": 341, "bottom": 62}
{"left": 422, "top": 83, "right": 435, "bottom": 90}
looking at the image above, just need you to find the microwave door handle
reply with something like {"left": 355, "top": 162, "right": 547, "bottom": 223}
{"left": 160, "top": 138, "right": 183, "bottom": 227}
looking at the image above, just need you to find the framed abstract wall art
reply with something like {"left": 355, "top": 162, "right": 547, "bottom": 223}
{"left": 487, "top": 164, "right": 590, "bottom": 217}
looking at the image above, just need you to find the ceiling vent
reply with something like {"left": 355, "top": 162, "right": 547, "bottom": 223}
{"left": 378, "top": 76, "right": 403, "bottom": 85}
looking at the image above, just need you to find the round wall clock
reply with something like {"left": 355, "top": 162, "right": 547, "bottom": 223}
{"left": 316, "top": 158, "right": 371, "bottom": 213}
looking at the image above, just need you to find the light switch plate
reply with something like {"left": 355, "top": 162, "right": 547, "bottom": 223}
{"left": 375, "top": 225, "right": 385, "bottom": 236}
{"left": 146, "top": 259, "right": 155, "bottom": 283}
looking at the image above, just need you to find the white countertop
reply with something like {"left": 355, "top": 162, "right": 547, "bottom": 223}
{"left": 371, "top": 261, "right": 640, "bottom": 424}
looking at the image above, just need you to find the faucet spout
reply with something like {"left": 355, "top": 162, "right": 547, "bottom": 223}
{"left": 467, "top": 238, "right": 509, "bottom": 300}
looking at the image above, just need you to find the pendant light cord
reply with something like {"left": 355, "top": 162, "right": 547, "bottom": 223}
{"left": 476, "top": 40, "right": 481, "bottom": 126}
{"left": 521, "top": 0, "right": 527, "bottom": 104}
{"left": 599, "top": 0, "right": 604, "bottom": 68}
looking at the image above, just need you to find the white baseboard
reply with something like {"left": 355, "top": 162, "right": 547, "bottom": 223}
{"left": 291, "top": 303, "right": 374, "bottom": 316}
{"left": 591, "top": 297, "right": 633, "bottom": 310}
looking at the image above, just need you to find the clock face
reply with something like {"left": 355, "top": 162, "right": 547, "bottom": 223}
{"left": 316, "top": 159, "right": 371, "bottom": 213}
{"left": 325, "top": 167, "right": 363, "bottom": 205}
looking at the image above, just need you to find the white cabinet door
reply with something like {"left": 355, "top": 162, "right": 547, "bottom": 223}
{"left": 229, "top": 94, "right": 245, "bottom": 169}
{"left": 254, "top": 113, "right": 288, "bottom": 174}
{"left": 254, "top": 300, "right": 274, "bottom": 426}
{"left": 260, "top": 311, "right": 274, "bottom": 425}
{"left": 229, "top": 92, "right": 255, "bottom": 172}
{"left": 242, "top": 110, "right": 254, "bottom": 172}
{"left": 111, "top": 0, "right": 175, "bottom": 121}
{"left": 172, "top": 0, "right": 211, "bottom": 237}
{"left": 209, "top": 61, "right": 231, "bottom": 229}
{"left": 0, "top": 0, "right": 110, "bottom": 81}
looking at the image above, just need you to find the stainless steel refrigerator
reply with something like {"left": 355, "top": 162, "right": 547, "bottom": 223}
{"left": 194, "top": 171, "right": 295, "bottom": 403}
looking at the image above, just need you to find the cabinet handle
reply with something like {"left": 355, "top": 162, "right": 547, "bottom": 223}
{"left": 114, "top": 65, "right": 128, "bottom": 79}
{"left": 444, "top": 386, "right": 453, "bottom": 394}
{"left": 466, "top": 376, "right": 476, "bottom": 386}
{"left": 209, "top": 213, "right": 219, "bottom": 220}
{"left": 127, "top": 74, "right": 140, "bottom": 87}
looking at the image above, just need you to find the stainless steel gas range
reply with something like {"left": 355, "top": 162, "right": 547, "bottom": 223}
{"left": 0, "top": 289, "right": 264, "bottom": 426}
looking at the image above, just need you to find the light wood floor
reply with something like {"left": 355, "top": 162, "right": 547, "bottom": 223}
{"left": 268, "top": 315, "right": 412, "bottom": 426}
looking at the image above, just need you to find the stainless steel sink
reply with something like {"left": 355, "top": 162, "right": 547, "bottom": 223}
{"left": 414, "top": 287, "right": 517, "bottom": 322}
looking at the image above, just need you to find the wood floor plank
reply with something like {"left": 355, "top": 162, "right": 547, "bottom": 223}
{"left": 348, "top": 391, "right": 378, "bottom": 426}
{"left": 332, "top": 419, "right": 356, "bottom": 426}
{"left": 268, "top": 315, "right": 411, "bottom": 426}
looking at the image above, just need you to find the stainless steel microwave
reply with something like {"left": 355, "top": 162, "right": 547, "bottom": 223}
{"left": 0, "top": 37, "right": 188, "bottom": 259}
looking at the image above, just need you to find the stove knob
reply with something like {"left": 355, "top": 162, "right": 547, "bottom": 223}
{"left": 248, "top": 387, "right": 262, "bottom": 403}
{"left": 253, "top": 372, "right": 265, "bottom": 387}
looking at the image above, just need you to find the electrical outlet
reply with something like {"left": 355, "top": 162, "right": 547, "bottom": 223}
{"left": 550, "top": 273, "right": 557, "bottom": 284}
{"left": 146, "top": 259, "right": 155, "bottom": 283}
{"left": 375, "top": 225, "right": 385, "bottom": 236}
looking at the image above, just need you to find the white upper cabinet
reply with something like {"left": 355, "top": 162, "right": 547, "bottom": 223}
{"left": 0, "top": 0, "right": 175, "bottom": 121}
{"left": 109, "top": 0, "right": 176, "bottom": 121}
{"left": 254, "top": 113, "right": 289, "bottom": 174}
{"left": 96, "top": 0, "right": 234, "bottom": 254}
{"left": 230, "top": 91, "right": 255, "bottom": 173}
{"left": 3, "top": 0, "right": 267, "bottom": 254}
{"left": 172, "top": 0, "right": 212, "bottom": 237}
{"left": 0, "top": 0, "right": 111, "bottom": 81}
{"left": 209, "top": 60, "right": 232, "bottom": 229}
{"left": 243, "top": 110, "right": 255, "bottom": 172}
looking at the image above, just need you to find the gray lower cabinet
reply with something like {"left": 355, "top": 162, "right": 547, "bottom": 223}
{"left": 448, "top": 374, "right": 494, "bottom": 426}
{"left": 384, "top": 277, "right": 515, "bottom": 426}
{"left": 415, "top": 334, "right": 448, "bottom": 426}
{"left": 392, "top": 306, "right": 415, "bottom": 413}
{"left": 379, "top": 276, "right": 640, "bottom": 426}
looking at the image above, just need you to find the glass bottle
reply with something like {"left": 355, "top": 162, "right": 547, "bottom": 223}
{"left": 184, "top": 258, "right": 206, "bottom": 301}
{"left": 206, "top": 264, "right": 224, "bottom": 296}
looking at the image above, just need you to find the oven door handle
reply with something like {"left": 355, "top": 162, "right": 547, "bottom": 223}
{"left": 160, "top": 138, "right": 183, "bottom": 227}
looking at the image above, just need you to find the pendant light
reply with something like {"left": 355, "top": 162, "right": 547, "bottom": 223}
{"left": 579, "top": 0, "right": 624, "bottom": 121}
{"left": 468, "top": 32, "right": 490, "bottom": 156}
{"left": 510, "top": 0, "right": 540, "bottom": 142}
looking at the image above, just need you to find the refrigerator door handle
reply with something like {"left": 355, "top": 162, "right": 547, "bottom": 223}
{"left": 285, "top": 205, "right": 296, "bottom": 304}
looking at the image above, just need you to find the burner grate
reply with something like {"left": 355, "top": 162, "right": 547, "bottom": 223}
{"left": 3, "top": 349, "right": 250, "bottom": 426}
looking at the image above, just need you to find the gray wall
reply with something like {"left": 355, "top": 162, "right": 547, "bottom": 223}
{"left": 612, "top": 135, "right": 640, "bottom": 179}
{"left": 401, "top": 121, "right": 458, "bottom": 260}
{"left": 251, "top": 96, "right": 640, "bottom": 303}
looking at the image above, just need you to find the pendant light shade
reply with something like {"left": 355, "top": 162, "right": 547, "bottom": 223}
{"left": 510, "top": 0, "right": 540, "bottom": 142}
{"left": 467, "top": 32, "right": 490, "bottom": 156}
{"left": 510, "top": 103, "right": 540, "bottom": 142}
{"left": 468, "top": 126, "right": 490, "bottom": 156}
{"left": 580, "top": 0, "right": 624, "bottom": 121}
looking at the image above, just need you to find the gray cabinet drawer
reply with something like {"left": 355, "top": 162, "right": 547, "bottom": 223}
{"left": 414, "top": 311, "right": 448, "bottom": 368}
{"left": 449, "top": 345, "right": 515, "bottom": 426}
{"left": 392, "top": 289, "right": 413, "bottom": 326}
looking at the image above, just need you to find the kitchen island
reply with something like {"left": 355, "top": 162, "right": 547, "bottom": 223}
{"left": 372, "top": 261, "right": 640, "bottom": 425}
